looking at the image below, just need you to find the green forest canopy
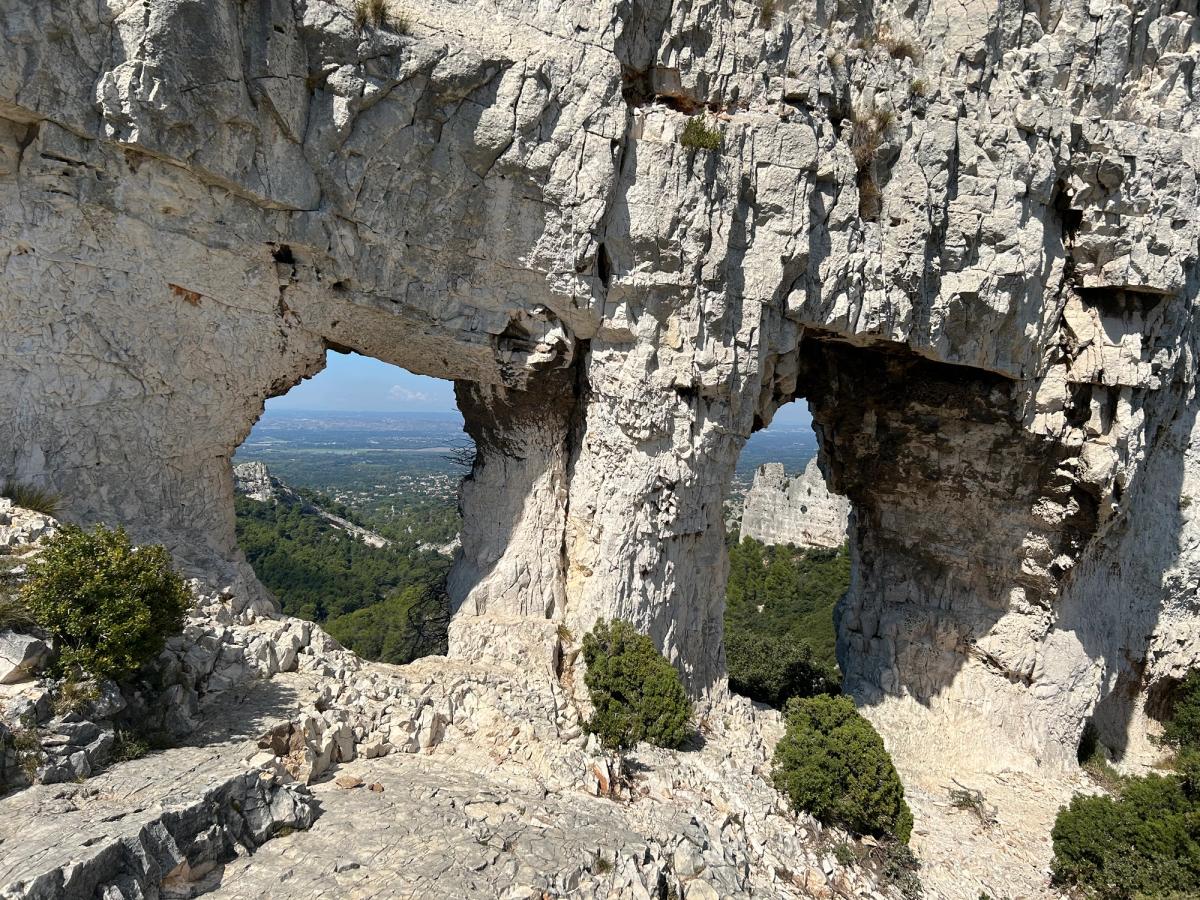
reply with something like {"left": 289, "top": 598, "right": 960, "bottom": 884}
{"left": 234, "top": 491, "right": 452, "bottom": 663}
{"left": 725, "top": 534, "right": 849, "bottom": 673}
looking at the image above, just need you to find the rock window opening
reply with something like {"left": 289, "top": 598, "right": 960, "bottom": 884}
{"left": 723, "top": 400, "right": 851, "bottom": 709}
{"left": 231, "top": 349, "right": 470, "bottom": 665}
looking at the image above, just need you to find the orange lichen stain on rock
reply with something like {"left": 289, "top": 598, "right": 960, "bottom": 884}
{"left": 169, "top": 283, "right": 202, "bottom": 306}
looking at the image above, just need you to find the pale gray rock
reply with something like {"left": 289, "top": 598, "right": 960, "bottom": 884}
{"left": 0, "top": 501, "right": 54, "bottom": 552}
{"left": 740, "top": 460, "right": 850, "bottom": 549}
{"left": 0, "top": 0, "right": 1198, "bottom": 787}
{"left": 0, "top": 633, "right": 48, "bottom": 686}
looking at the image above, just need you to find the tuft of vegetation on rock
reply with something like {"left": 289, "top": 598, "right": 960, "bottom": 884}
{"left": 680, "top": 116, "right": 722, "bottom": 152}
{"left": 353, "top": 0, "right": 408, "bottom": 32}
{"left": 581, "top": 619, "right": 692, "bottom": 751}
{"left": 772, "top": 694, "right": 913, "bottom": 841}
{"left": 19, "top": 524, "right": 191, "bottom": 681}
{"left": 876, "top": 24, "right": 922, "bottom": 62}
{"left": 1, "top": 480, "right": 60, "bottom": 517}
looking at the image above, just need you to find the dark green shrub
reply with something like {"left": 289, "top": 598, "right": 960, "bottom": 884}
{"left": 680, "top": 117, "right": 722, "bottom": 152}
{"left": 772, "top": 695, "right": 912, "bottom": 841}
{"left": 726, "top": 630, "right": 838, "bottom": 708}
{"left": 1053, "top": 674, "right": 1200, "bottom": 898}
{"left": 1162, "top": 670, "right": 1200, "bottom": 752}
{"left": 1051, "top": 773, "right": 1200, "bottom": 898}
{"left": 20, "top": 525, "right": 191, "bottom": 680}
{"left": 1, "top": 479, "right": 60, "bottom": 517}
{"left": 581, "top": 619, "right": 692, "bottom": 751}
{"left": 880, "top": 841, "right": 923, "bottom": 899}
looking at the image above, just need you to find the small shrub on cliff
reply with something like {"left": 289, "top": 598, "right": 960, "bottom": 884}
{"left": 1162, "top": 670, "right": 1200, "bottom": 752}
{"left": 1, "top": 479, "right": 60, "bottom": 517}
{"left": 353, "top": 0, "right": 408, "bottom": 32}
{"left": 581, "top": 619, "right": 692, "bottom": 751}
{"left": 680, "top": 116, "right": 722, "bottom": 152}
{"left": 726, "top": 630, "right": 838, "bottom": 708}
{"left": 20, "top": 524, "right": 191, "bottom": 681}
{"left": 772, "top": 694, "right": 912, "bottom": 841}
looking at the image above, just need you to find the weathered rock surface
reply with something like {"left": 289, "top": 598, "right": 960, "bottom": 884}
{"left": 0, "top": 501, "right": 54, "bottom": 552}
{"left": 0, "top": 679, "right": 319, "bottom": 900}
{"left": 0, "top": 512, "right": 1078, "bottom": 898}
{"left": 1, "top": 0, "right": 1199, "bottom": 783}
{"left": 0, "top": 634, "right": 47, "bottom": 686}
{"left": 741, "top": 459, "right": 850, "bottom": 549}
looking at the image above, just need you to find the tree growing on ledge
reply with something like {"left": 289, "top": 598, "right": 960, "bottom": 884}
{"left": 20, "top": 524, "right": 191, "bottom": 681}
{"left": 581, "top": 619, "right": 692, "bottom": 751}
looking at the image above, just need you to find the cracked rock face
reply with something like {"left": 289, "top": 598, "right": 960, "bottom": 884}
{"left": 1, "top": 0, "right": 1199, "bottom": 774}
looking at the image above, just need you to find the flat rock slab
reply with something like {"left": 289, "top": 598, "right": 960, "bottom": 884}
{"left": 207, "top": 752, "right": 672, "bottom": 899}
{"left": 0, "top": 674, "right": 317, "bottom": 895}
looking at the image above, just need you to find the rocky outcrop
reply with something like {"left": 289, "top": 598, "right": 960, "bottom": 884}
{"left": 1, "top": 0, "right": 1199, "bottom": 779}
{"left": 741, "top": 460, "right": 850, "bottom": 549}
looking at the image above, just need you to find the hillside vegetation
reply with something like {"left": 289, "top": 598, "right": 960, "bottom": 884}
{"left": 235, "top": 491, "right": 452, "bottom": 663}
{"left": 724, "top": 535, "right": 848, "bottom": 706}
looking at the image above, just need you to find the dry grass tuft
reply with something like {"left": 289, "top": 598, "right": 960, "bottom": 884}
{"left": 353, "top": 0, "right": 409, "bottom": 32}
{"left": 877, "top": 23, "right": 922, "bottom": 61}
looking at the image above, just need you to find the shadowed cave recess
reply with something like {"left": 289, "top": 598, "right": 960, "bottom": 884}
{"left": 1, "top": 0, "right": 1199, "bottom": 782}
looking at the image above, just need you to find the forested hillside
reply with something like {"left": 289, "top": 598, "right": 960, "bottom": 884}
{"left": 235, "top": 469, "right": 850, "bottom": 700}
{"left": 235, "top": 491, "right": 454, "bottom": 663}
{"left": 723, "top": 535, "right": 850, "bottom": 707}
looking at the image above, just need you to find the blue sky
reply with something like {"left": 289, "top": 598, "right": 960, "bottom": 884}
{"left": 267, "top": 351, "right": 458, "bottom": 412}
{"left": 268, "top": 350, "right": 812, "bottom": 429}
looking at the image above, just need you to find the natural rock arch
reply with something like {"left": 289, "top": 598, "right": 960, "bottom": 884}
{"left": 2, "top": 0, "right": 1198, "bottom": 775}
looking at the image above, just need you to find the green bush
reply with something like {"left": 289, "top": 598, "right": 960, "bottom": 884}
{"left": 1052, "top": 678, "right": 1200, "bottom": 899}
{"left": 680, "top": 116, "right": 722, "bottom": 152}
{"left": 726, "top": 630, "right": 838, "bottom": 708}
{"left": 772, "top": 694, "right": 912, "bottom": 841}
{"left": 581, "top": 619, "right": 692, "bottom": 751}
{"left": 20, "top": 525, "right": 191, "bottom": 680}
{"left": 1051, "top": 773, "right": 1200, "bottom": 898}
{"left": 1, "top": 479, "right": 60, "bottom": 517}
{"left": 1162, "top": 670, "right": 1200, "bottom": 752}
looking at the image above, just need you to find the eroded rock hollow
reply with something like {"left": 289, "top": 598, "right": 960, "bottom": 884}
{"left": 1, "top": 0, "right": 1198, "bottom": 773}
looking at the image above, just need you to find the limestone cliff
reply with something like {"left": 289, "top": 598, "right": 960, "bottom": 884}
{"left": 741, "top": 459, "right": 850, "bottom": 549}
{"left": 1, "top": 0, "right": 1199, "bottom": 777}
